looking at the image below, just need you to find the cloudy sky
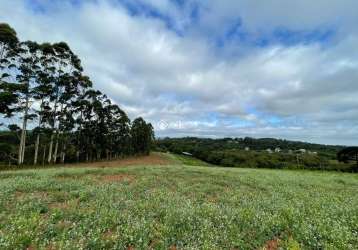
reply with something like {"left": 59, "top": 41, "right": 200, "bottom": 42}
{"left": 1, "top": 0, "right": 358, "bottom": 145}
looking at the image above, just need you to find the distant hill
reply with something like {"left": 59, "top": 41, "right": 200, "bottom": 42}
{"left": 157, "top": 137, "right": 343, "bottom": 156}
{"left": 156, "top": 137, "right": 353, "bottom": 171}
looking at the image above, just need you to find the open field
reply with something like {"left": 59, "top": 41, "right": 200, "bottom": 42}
{"left": 0, "top": 154, "right": 357, "bottom": 249}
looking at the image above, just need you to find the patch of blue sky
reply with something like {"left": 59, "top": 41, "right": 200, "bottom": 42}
{"left": 266, "top": 116, "right": 283, "bottom": 125}
{"left": 171, "top": 0, "right": 200, "bottom": 23}
{"left": 217, "top": 17, "right": 336, "bottom": 48}
{"left": 25, "top": 0, "right": 83, "bottom": 14}
{"left": 158, "top": 92, "right": 195, "bottom": 103}
{"left": 170, "top": 0, "right": 185, "bottom": 8}
{"left": 24, "top": 0, "right": 48, "bottom": 14}
{"left": 270, "top": 27, "right": 336, "bottom": 46}
{"left": 207, "top": 112, "right": 255, "bottom": 128}
{"left": 244, "top": 106, "right": 286, "bottom": 127}
{"left": 189, "top": 3, "right": 200, "bottom": 24}
{"left": 215, "top": 18, "right": 249, "bottom": 48}
{"left": 117, "top": 0, "right": 198, "bottom": 36}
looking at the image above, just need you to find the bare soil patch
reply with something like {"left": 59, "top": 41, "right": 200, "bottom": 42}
{"left": 262, "top": 238, "right": 280, "bottom": 250}
{"left": 65, "top": 154, "right": 172, "bottom": 169}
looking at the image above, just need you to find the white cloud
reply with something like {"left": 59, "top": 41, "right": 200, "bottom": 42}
{"left": 1, "top": 0, "right": 358, "bottom": 145}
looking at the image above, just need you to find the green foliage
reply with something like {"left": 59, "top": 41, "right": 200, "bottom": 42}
{"left": 131, "top": 117, "right": 154, "bottom": 155}
{"left": 0, "top": 23, "right": 20, "bottom": 117}
{"left": 337, "top": 147, "right": 358, "bottom": 166}
{"left": 0, "top": 23, "right": 18, "bottom": 47}
{"left": 0, "top": 163, "right": 357, "bottom": 249}
{"left": 171, "top": 154, "right": 212, "bottom": 166}
{"left": 156, "top": 137, "right": 353, "bottom": 171}
{"left": 0, "top": 23, "right": 154, "bottom": 165}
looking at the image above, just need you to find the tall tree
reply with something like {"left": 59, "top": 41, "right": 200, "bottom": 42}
{"left": 16, "top": 41, "right": 43, "bottom": 164}
{"left": 0, "top": 23, "right": 155, "bottom": 166}
{"left": 131, "top": 117, "right": 154, "bottom": 155}
{"left": 0, "top": 23, "right": 19, "bottom": 121}
{"left": 32, "top": 43, "right": 55, "bottom": 165}
{"left": 46, "top": 42, "right": 82, "bottom": 164}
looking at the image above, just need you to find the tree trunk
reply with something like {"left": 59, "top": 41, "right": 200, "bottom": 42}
{"left": 17, "top": 131, "right": 24, "bottom": 165}
{"left": 34, "top": 101, "right": 44, "bottom": 165}
{"left": 61, "top": 139, "right": 66, "bottom": 164}
{"left": 76, "top": 150, "right": 80, "bottom": 163}
{"left": 34, "top": 134, "right": 40, "bottom": 165}
{"left": 42, "top": 145, "right": 46, "bottom": 166}
{"left": 18, "top": 93, "right": 29, "bottom": 165}
{"left": 53, "top": 103, "right": 64, "bottom": 164}
{"left": 20, "top": 129, "right": 27, "bottom": 164}
{"left": 48, "top": 133, "right": 54, "bottom": 164}
{"left": 48, "top": 94, "right": 59, "bottom": 164}
{"left": 53, "top": 131, "right": 59, "bottom": 164}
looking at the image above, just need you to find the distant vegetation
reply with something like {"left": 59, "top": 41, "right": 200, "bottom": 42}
{"left": 157, "top": 137, "right": 357, "bottom": 172}
{"left": 337, "top": 147, "right": 358, "bottom": 165}
{"left": 0, "top": 23, "right": 153, "bottom": 167}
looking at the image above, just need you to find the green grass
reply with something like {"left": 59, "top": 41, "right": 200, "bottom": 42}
{"left": 167, "top": 153, "right": 213, "bottom": 167}
{"left": 0, "top": 159, "right": 357, "bottom": 249}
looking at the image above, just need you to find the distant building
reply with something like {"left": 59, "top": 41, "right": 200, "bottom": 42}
{"left": 245, "top": 147, "right": 250, "bottom": 151}
{"left": 296, "top": 149, "right": 307, "bottom": 154}
{"left": 274, "top": 147, "right": 281, "bottom": 153}
{"left": 266, "top": 148, "right": 273, "bottom": 154}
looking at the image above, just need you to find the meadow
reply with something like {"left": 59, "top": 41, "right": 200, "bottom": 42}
{"left": 0, "top": 154, "right": 357, "bottom": 249}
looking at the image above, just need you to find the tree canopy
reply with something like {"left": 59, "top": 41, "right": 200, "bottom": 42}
{"left": 337, "top": 147, "right": 358, "bottom": 164}
{"left": 0, "top": 23, "right": 154, "bottom": 166}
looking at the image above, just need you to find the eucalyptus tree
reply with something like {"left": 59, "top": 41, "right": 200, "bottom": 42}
{"left": 0, "top": 23, "right": 155, "bottom": 165}
{"left": 72, "top": 76, "right": 93, "bottom": 162}
{"left": 131, "top": 117, "right": 154, "bottom": 155}
{"left": 32, "top": 43, "right": 56, "bottom": 165}
{"left": 45, "top": 42, "right": 83, "bottom": 164}
{"left": 62, "top": 74, "right": 92, "bottom": 163}
{"left": 76, "top": 89, "right": 103, "bottom": 161}
{"left": 93, "top": 95, "right": 110, "bottom": 160}
{"left": 0, "top": 23, "right": 19, "bottom": 121}
{"left": 107, "top": 104, "right": 131, "bottom": 159}
{"left": 16, "top": 41, "right": 43, "bottom": 164}
{"left": 74, "top": 90, "right": 132, "bottom": 161}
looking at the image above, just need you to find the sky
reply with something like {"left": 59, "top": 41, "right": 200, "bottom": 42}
{"left": 1, "top": 0, "right": 358, "bottom": 145}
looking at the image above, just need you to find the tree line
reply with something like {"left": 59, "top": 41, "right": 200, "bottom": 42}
{"left": 157, "top": 137, "right": 357, "bottom": 172}
{"left": 0, "top": 23, "right": 154, "bottom": 166}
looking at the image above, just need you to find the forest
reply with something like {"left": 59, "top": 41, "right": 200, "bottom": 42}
{"left": 157, "top": 137, "right": 357, "bottom": 172}
{"left": 0, "top": 23, "right": 154, "bottom": 167}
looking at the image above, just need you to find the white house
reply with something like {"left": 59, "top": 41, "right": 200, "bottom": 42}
{"left": 266, "top": 148, "right": 273, "bottom": 154}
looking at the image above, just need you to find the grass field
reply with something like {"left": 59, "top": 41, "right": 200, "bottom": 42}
{"left": 0, "top": 154, "right": 357, "bottom": 249}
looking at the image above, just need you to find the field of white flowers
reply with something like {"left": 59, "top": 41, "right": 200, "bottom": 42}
{"left": 0, "top": 159, "right": 357, "bottom": 249}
